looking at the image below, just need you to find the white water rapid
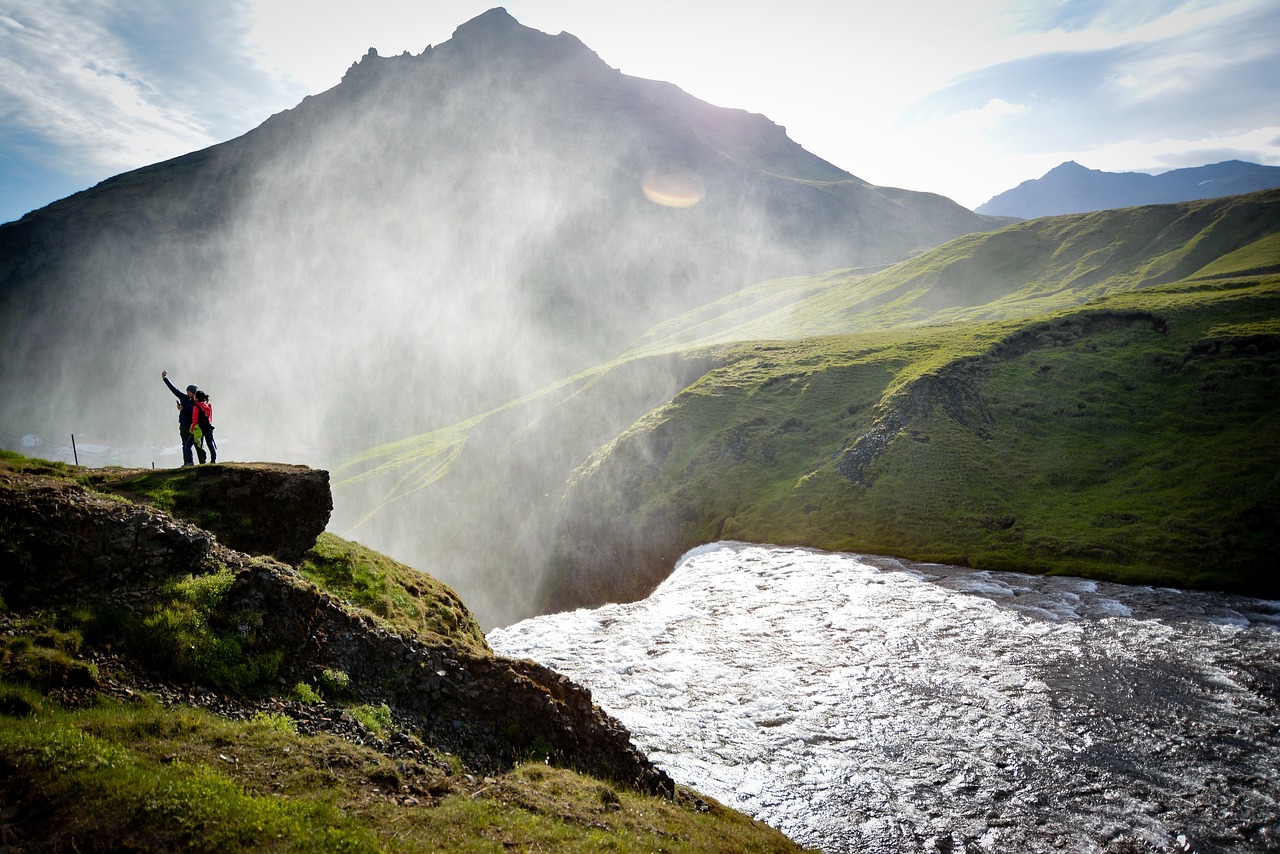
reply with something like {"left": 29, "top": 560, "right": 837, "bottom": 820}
{"left": 488, "top": 542, "right": 1280, "bottom": 853}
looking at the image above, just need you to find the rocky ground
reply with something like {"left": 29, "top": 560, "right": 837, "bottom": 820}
{"left": 0, "top": 457, "right": 673, "bottom": 796}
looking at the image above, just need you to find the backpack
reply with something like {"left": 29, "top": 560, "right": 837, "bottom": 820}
{"left": 194, "top": 397, "right": 213, "bottom": 429}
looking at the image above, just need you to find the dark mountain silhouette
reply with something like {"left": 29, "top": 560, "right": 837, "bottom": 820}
{"left": 0, "top": 6, "right": 998, "bottom": 459}
{"left": 976, "top": 159, "right": 1280, "bottom": 219}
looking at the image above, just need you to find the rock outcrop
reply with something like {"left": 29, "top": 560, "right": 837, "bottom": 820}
{"left": 0, "top": 459, "right": 673, "bottom": 795}
{"left": 99, "top": 463, "right": 333, "bottom": 564}
{"left": 0, "top": 469, "right": 212, "bottom": 606}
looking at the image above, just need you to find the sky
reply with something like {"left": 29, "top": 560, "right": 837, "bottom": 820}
{"left": 1, "top": 0, "right": 1278, "bottom": 224}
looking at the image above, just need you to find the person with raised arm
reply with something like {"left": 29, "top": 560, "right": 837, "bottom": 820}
{"left": 161, "top": 370, "right": 205, "bottom": 466}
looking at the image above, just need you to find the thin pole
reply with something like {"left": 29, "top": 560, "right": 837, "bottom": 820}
{"left": 71, "top": 434, "right": 79, "bottom": 465}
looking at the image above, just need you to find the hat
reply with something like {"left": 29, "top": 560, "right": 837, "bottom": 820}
{"left": 186, "top": 385, "right": 198, "bottom": 393}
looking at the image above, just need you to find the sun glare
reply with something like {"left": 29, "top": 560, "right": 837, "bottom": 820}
{"left": 641, "top": 167, "right": 705, "bottom": 208}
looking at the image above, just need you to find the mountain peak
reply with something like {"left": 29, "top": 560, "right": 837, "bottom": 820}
{"left": 1048, "top": 160, "right": 1092, "bottom": 174}
{"left": 452, "top": 6, "right": 523, "bottom": 38}
{"left": 441, "top": 6, "right": 596, "bottom": 66}
{"left": 978, "top": 159, "right": 1280, "bottom": 218}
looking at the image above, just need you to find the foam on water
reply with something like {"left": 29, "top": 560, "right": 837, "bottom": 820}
{"left": 489, "top": 542, "right": 1280, "bottom": 853}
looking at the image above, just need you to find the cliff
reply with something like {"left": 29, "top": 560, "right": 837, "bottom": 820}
{"left": 0, "top": 454, "right": 798, "bottom": 851}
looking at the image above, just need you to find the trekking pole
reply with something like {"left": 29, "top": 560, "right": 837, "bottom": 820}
{"left": 71, "top": 434, "right": 79, "bottom": 465}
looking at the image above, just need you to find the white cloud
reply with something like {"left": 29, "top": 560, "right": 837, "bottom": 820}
{"left": 1071, "top": 127, "right": 1280, "bottom": 172}
{"left": 0, "top": 0, "right": 309, "bottom": 184}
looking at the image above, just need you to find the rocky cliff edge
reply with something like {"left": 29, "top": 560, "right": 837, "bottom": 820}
{"left": 0, "top": 456, "right": 672, "bottom": 795}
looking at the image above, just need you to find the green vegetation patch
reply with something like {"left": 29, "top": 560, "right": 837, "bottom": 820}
{"left": 0, "top": 628, "right": 98, "bottom": 693}
{"left": 137, "top": 566, "right": 284, "bottom": 694}
{"left": 2, "top": 561, "right": 283, "bottom": 697}
{"left": 0, "top": 703, "right": 384, "bottom": 853}
{"left": 298, "top": 533, "right": 489, "bottom": 655}
{"left": 0, "top": 692, "right": 802, "bottom": 853}
{"left": 106, "top": 466, "right": 253, "bottom": 534}
{"left": 559, "top": 277, "right": 1280, "bottom": 598}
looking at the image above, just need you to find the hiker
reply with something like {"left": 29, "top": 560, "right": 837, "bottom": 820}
{"left": 161, "top": 370, "right": 205, "bottom": 466}
{"left": 194, "top": 389, "right": 217, "bottom": 464}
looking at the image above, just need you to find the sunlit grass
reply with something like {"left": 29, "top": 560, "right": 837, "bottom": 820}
{"left": 297, "top": 533, "right": 490, "bottom": 656}
{"left": 0, "top": 691, "right": 804, "bottom": 853}
{"left": 557, "top": 275, "right": 1280, "bottom": 597}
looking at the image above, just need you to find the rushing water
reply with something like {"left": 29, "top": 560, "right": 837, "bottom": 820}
{"left": 489, "top": 542, "right": 1280, "bottom": 853}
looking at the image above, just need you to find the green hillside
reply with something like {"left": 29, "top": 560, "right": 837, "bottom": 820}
{"left": 632, "top": 188, "right": 1280, "bottom": 349}
{"left": 547, "top": 279, "right": 1279, "bottom": 609}
{"left": 332, "top": 190, "right": 1280, "bottom": 625}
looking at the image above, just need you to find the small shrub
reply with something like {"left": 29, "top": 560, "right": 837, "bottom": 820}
{"left": 318, "top": 668, "right": 351, "bottom": 698}
{"left": 524, "top": 735, "right": 555, "bottom": 763}
{"left": 290, "top": 682, "right": 322, "bottom": 704}
{"left": 347, "top": 703, "right": 392, "bottom": 735}
{"left": 249, "top": 712, "right": 297, "bottom": 734}
{"left": 171, "top": 571, "right": 235, "bottom": 612}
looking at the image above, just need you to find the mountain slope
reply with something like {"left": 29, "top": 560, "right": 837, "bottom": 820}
{"left": 0, "top": 7, "right": 998, "bottom": 464}
{"left": 329, "top": 191, "right": 1280, "bottom": 626}
{"left": 631, "top": 188, "right": 1280, "bottom": 349}
{"left": 977, "top": 159, "right": 1280, "bottom": 219}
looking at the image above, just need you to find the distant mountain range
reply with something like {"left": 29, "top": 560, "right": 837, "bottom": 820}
{"left": 0, "top": 7, "right": 998, "bottom": 456}
{"left": 976, "top": 159, "right": 1280, "bottom": 219}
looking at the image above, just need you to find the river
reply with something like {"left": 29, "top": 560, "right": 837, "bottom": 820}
{"left": 488, "top": 542, "right": 1280, "bottom": 853}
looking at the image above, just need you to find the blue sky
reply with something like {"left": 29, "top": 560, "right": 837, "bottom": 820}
{"left": 2, "top": 0, "right": 1278, "bottom": 223}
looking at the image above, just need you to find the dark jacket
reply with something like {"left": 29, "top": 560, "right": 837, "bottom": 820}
{"left": 164, "top": 377, "right": 196, "bottom": 430}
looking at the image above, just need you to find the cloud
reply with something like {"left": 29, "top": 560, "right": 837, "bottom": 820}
{"left": 0, "top": 0, "right": 306, "bottom": 182}
{"left": 1011, "top": 0, "right": 1202, "bottom": 34}
{"left": 901, "top": 0, "right": 1280, "bottom": 155}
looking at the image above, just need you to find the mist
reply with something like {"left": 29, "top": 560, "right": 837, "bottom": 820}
{"left": 0, "top": 9, "right": 996, "bottom": 627}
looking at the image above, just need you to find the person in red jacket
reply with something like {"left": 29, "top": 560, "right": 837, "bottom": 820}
{"left": 194, "top": 389, "right": 217, "bottom": 464}
{"left": 161, "top": 370, "right": 205, "bottom": 465}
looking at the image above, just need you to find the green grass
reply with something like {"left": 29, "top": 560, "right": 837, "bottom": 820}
{"left": 551, "top": 276, "right": 1280, "bottom": 601}
{"left": 0, "top": 690, "right": 803, "bottom": 853}
{"left": 102, "top": 466, "right": 255, "bottom": 534}
{"left": 297, "top": 533, "right": 490, "bottom": 656}
{"left": 0, "top": 712, "right": 381, "bottom": 852}
{"left": 0, "top": 449, "right": 103, "bottom": 487}
{"left": 623, "top": 188, "right": 1280, "bottom": 349}
{"left": 1, "top": 629, "right": 99, "bottom": 692}
{"left": 327, "top": 189, "right": 1280, "bottom": 618}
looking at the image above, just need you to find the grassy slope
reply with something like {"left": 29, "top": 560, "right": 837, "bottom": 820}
{"left": 631, "top": 188, "right": 1280, "bottom": 349}
{"left": 0, "top": 696, "right": 795, "bottom": 853}
{"left": 331, "top": 190, "right": 1280, "bottom": 616}
{"left": 553, "top": 278, "right": 1278, "bottom": 605}
{"left": 0, "top": 454, "right": 802, "bottom": 853}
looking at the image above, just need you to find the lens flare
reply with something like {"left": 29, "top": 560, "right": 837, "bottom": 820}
{"left": 641, "top": 167, "right": 705, "bottom": 208}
